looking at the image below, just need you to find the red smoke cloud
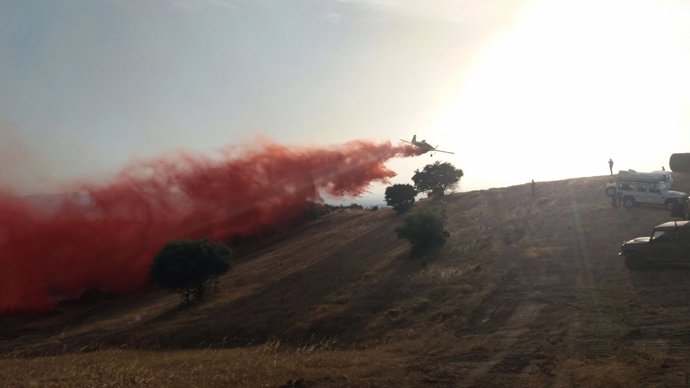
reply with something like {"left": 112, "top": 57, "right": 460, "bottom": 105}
{"left": 0, "top": 140, "right": 421, "bottom": 312}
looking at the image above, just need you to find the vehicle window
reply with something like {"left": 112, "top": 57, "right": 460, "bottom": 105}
{"left": 652, "top": 230, "right": 668, "bottom": 242}
{"left": 649, "top": 185, "right": 659, "bottom": 193}
{"left": 652, "top": 229, "right": 678, "bottom": 242}
{"left": 636, "top": 183, "right": 646, "bottom": 192}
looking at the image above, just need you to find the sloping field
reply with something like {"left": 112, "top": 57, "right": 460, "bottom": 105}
{"left": 2, "top": 174, "right": 690, "bottom": 387}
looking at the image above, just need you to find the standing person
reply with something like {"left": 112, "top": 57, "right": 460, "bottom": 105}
{"left": 608, "top": 159, "right": 614, "bottom": 175}
{"left": 531, "top": 179, "right": 535, "bottom": 199}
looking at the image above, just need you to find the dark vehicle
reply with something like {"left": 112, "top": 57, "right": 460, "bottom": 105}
{"left": 619, "top": 220, "right": 690, "bottom": 269}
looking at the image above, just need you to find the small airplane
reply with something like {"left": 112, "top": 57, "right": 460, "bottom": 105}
{"left": 400, "top": 135, "right": 454, "bottom": 156}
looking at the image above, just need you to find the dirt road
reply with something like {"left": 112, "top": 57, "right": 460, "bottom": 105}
{"left": 419, "top": 176, "right": 690, "bottom": 387}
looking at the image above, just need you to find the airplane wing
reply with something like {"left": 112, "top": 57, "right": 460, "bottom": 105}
{"left": 400, "top": 139, "right": 413, "bottom": 144}
{"left": 434, "top": 149, "right": 455, "bottom": 154}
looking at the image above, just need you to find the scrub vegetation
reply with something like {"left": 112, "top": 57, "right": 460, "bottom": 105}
{"left": 396, "top": 204, "right": 449, "bottom": 259}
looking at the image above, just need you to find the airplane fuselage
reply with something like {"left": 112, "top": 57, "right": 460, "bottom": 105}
{"left": 401, "top": 134, "right": 454, "bottom": 155}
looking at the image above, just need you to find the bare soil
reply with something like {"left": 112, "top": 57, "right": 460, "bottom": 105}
{"left": 2, "top": 173, "right": 690, "bottom": 387}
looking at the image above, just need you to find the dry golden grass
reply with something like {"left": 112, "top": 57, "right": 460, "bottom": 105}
{"left": 0, "top": 340, "right": 419, "bottom": 387}
{"left": 3, "top": 173, "right": 690, "bottom": 386}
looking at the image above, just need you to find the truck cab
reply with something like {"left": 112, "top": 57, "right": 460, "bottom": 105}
{"left": 619, "top": 220, "right": 690, "bottom": 269}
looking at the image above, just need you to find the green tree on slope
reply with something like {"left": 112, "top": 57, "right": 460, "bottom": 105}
{"left": 150, "top": 239, "right": 233, "bottom": 305}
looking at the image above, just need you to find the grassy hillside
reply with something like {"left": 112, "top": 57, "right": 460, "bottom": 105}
{"left": 2, "top": 174, "right": 690, "bottom": 387}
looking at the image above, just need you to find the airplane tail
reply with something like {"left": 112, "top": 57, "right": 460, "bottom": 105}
{"left": 412, "top": 135, "right": 416, "bottom": 142}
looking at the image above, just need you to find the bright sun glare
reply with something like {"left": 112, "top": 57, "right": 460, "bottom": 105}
{"left": 434, "top": 0, "right": 690, "bottom": 190}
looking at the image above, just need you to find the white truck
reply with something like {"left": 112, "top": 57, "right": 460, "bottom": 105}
{"left": 606, "top": 170, "right": 687, "bottom": 209}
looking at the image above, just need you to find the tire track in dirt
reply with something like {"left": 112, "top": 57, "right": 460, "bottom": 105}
{"left": 546, "top": 184, "right": 690, "bottom": 387}
{"left": 455, "top": 182, "right": 636, "bottom": 387}
{"left": 549, "top": 187, "right": 617, "bottom": 385}
{"left": 612, "top": 171, "right": 690, "bottom": 386}
{"left": 622, "top": 265, "right": 690, "bottom": 386}
{"left": 558, "top": 185, "right": 690, "bottom": 387}
{"left": 457, "top": 188, "right": 551, "bottom": 387}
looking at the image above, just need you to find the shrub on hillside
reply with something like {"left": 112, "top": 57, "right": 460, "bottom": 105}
{"left": 385, "top": 184, "right": 417, "bottom": 214}
{"left": 396, "top": 205, "right": 449, "bottom": 259}
{"left": 303, "top": 201, "right": 332, "bottom": 220}
{"left": 150, "top": 239, "right": 233, "bottom": 305}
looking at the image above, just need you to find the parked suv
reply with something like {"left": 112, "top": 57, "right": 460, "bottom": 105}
{"left": 619, "top": 220, "right": 690, "bottom": 269}
{"left": 606, "top": 170, "right": 687, "bottom": 209}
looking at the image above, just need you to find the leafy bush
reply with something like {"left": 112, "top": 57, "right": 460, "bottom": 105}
{"left": 150, "top": 239, "right": 233, "bottom": 304}
{"left": 385, "top": 184, "right": 417, "bottom": 214}
{"left": 303, "top": 201, "right": 332, "bottom": 221}
{"left": 396, "top": 206, "right": 449, "bottom": 259}
{"left": 412, "top": 161, "right": 464, "bottom": 198}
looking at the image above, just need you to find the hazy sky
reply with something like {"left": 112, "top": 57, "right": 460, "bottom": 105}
{"left": 2, "top": 0, "right": 690, "bottom": 198}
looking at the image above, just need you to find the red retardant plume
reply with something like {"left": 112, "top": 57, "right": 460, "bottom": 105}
{"left": 0, "top": 140, "right": 422, "bottom": 312}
